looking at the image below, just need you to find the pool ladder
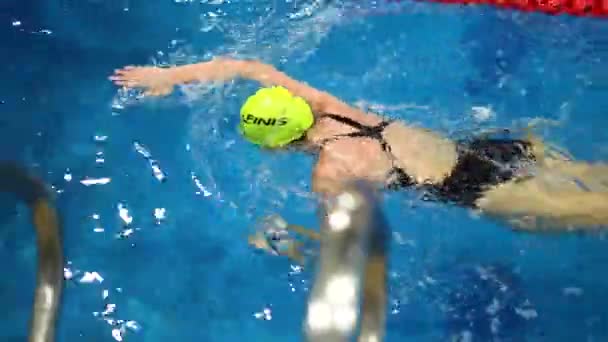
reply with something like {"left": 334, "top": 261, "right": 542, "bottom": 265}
{"left": 2, "top": 164, "right": 388, "bottom": 342}
{"left": 0, "top": 163, "right": 63, "bottom": 342}
{"left": 304, "top": 182, "right": 389, "bottom": 342}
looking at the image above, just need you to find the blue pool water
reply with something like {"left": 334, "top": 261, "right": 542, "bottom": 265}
{"left": 1, "top": 0, "right": 608, "bottom": 340}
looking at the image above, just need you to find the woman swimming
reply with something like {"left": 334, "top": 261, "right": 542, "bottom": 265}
{"left": 110, "top": 57, "right": 608, "bottom": 231}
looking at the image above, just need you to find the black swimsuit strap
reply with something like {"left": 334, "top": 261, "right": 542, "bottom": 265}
{"left": 319, "top": 113, "right": 370, "bottom": 130}
{"left": 318, "top": 113, "right": 410, "bottom": 187}
{"left": 318, "top": 113, "right": 393, "bottom": 150}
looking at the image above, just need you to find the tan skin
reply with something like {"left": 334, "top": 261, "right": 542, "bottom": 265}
{"left": 110, "top": 57, "right": 608, "bottom": 233}
{"left": 248, "top": 222, "right": 320, "bottom": 264}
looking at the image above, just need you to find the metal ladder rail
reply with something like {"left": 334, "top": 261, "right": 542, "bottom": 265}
{"left": 304, "top": 181, "right": 389, "bottom": 342}
{"left": 0, "top": 162, "right": 63, "bottom": 342}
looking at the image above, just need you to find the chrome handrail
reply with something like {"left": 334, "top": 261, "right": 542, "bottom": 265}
{"left": 0, "top": 162, "right": 63, "bottom": 342}
{"left": 304, "top": 182, "right": 389, "bottom": 342}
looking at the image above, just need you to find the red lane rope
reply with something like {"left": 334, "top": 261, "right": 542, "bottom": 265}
{"left": 412, "top": 0, "right": 608, "bottom": 17}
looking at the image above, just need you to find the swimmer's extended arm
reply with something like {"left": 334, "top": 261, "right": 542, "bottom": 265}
{"left": 111, "top": 58, "right": 358, "bottom": 115}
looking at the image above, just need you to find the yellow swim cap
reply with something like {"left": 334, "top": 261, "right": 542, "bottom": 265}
{"left": 239, "top": 86, "right": 314, "bottom": 148}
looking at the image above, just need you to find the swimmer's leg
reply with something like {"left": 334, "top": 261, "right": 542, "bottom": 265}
{"left": 248, "top": 232, "right": 308, "bottom": 264}
{"left": 476, "top": 161, "right": 608, "bottom": 230}
{"left": 247, "top": 223, "right": 317, "bottom": 265}
{"left": 286, "top": 224, "right": 321, "bottom": 241}
{"left": 281, "top": 224, "right": 321, "bottom": 264}
{"left": 542, "top": 159, "right": 608, "bottom": 190}
{"left": 286, "top": 241, "right": 307, "bottom": 265}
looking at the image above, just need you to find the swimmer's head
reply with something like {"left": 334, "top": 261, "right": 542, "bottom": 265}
{"left": 239, "top": 86, "right": 314, "bottom": 148}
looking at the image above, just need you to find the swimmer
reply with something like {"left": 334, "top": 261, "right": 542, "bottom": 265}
{"left": 110, "top": 57, "right": 608, "bottom": 231}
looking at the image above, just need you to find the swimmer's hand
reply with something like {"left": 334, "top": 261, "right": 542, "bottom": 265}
{"left": 110, "top": 66, "right": 176, "bottom": 96}
{"left": 110, "top": 59, "right": 242, "bottom": 97}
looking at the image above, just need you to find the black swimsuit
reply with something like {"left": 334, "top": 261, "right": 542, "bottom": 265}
{"left": 318, "top": 113, "right": 536, "bottom": 208}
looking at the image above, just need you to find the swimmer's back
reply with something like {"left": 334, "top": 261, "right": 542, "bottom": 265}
{"left": 305, "top": 105, "right": 459, "bottom": 186}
